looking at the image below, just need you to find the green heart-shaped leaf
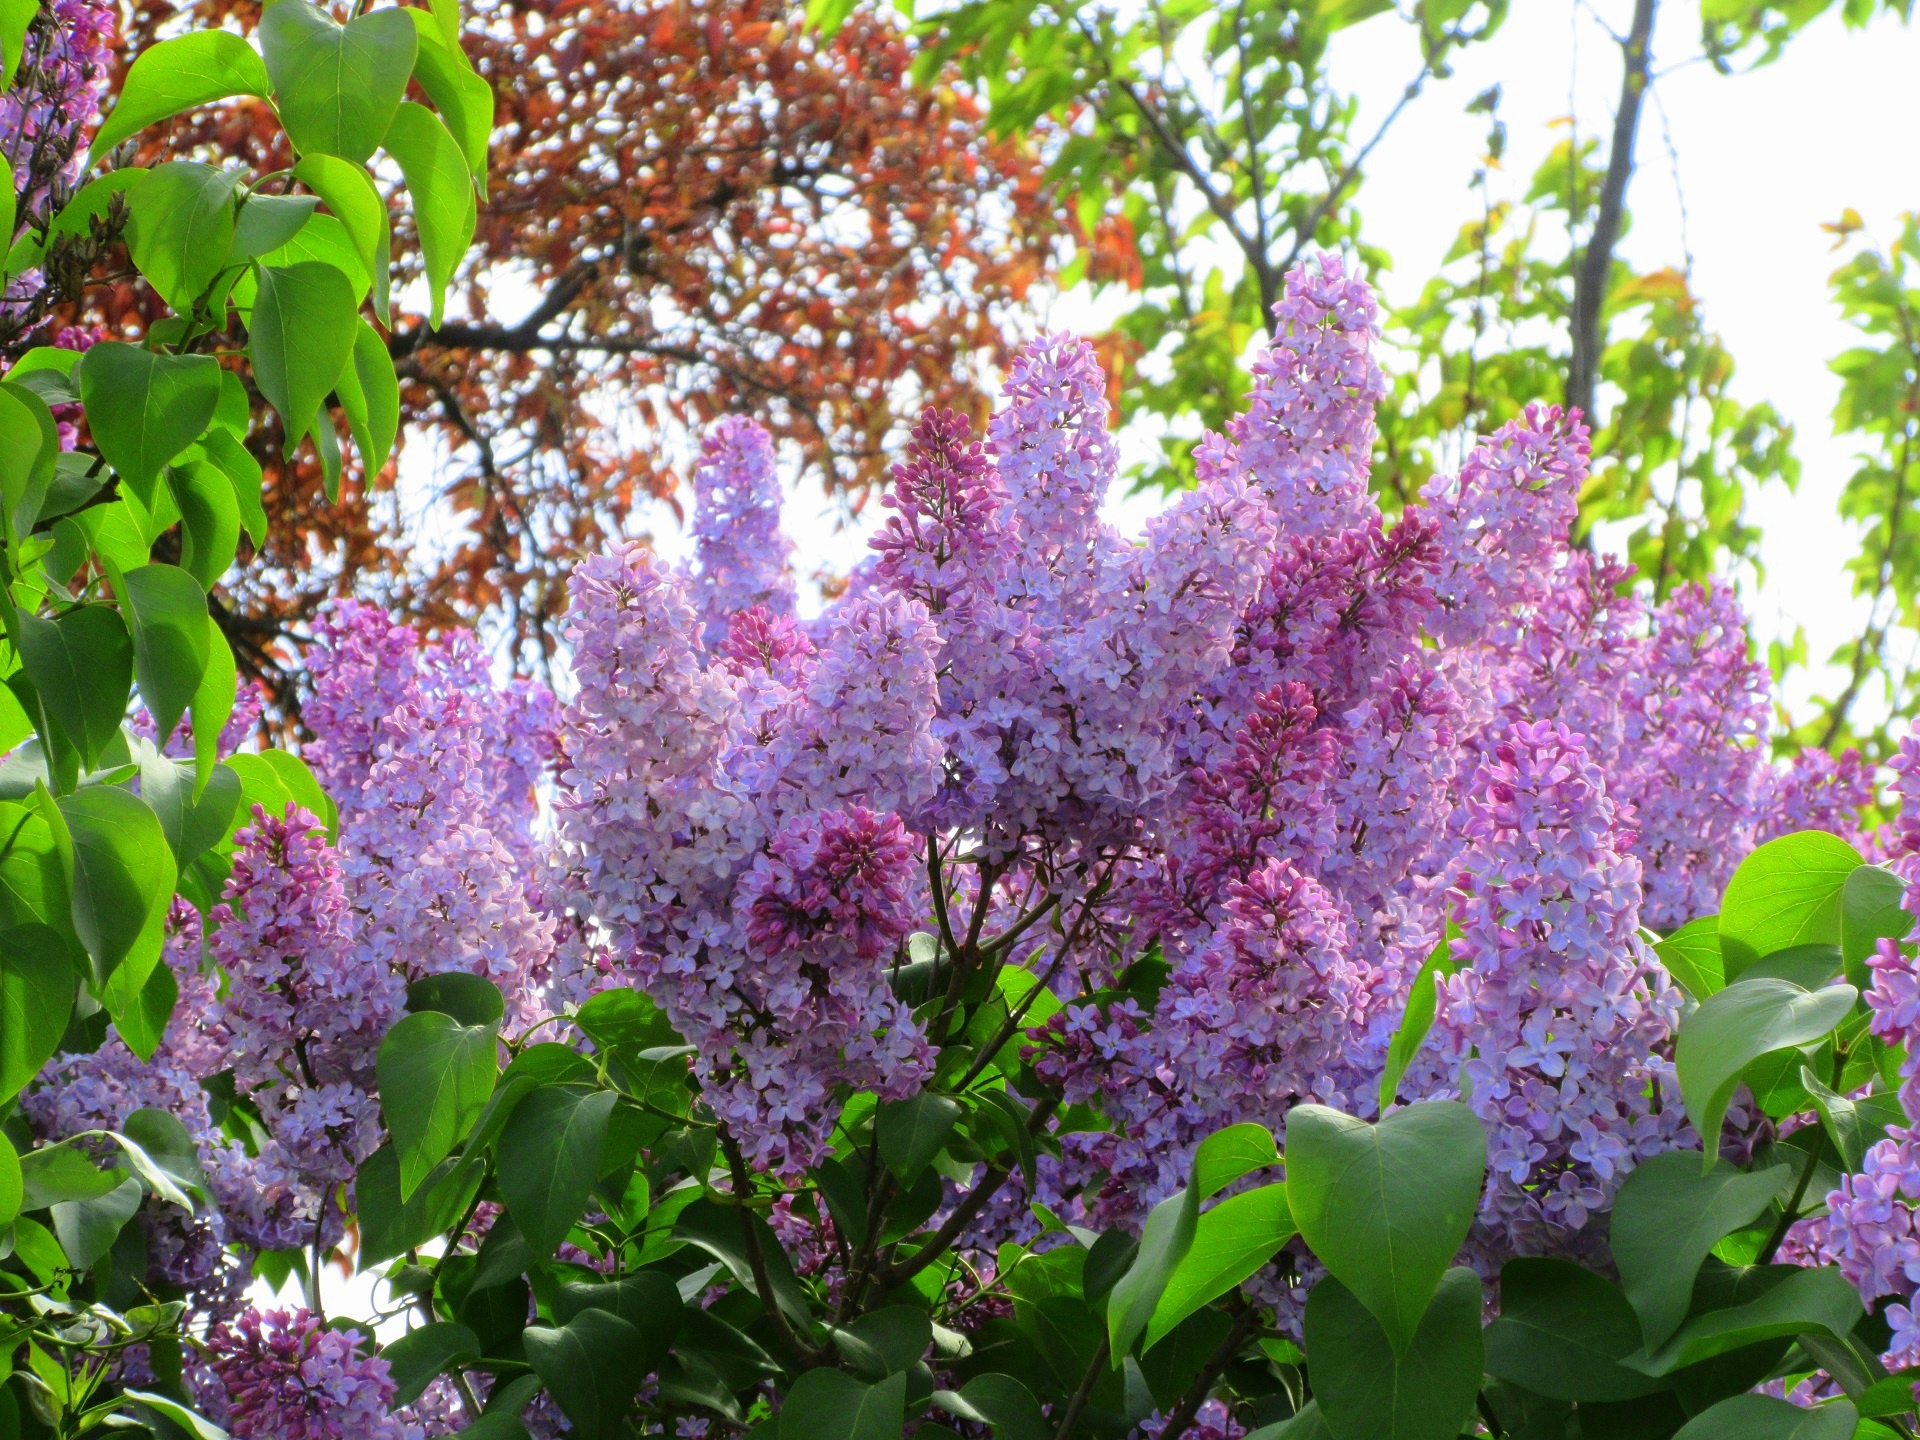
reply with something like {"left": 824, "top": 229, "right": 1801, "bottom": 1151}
{"left": 1304, "top": 1267, "right": 1484, "bottom": 1440}
{"left": 1676, "top": 977, "right": 1858, "bottom": 1167}
{"left": 76, "top": 343, "right": 222, "bottom": 505}
{"left": 1285, "top": 1101, "right": 1486, "bottom": 1355}
{"left": 260, "top": 2, "right": 417, "bottom": 164}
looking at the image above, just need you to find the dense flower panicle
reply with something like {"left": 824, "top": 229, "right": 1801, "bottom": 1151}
{"left": 306, "top": 602, "right": 557, "bottom": 1009}
{"left": 690, "top": 415, "right": 796, "bottom": 646}
{"left": 1197, "top": 252, "right": 1384, "bottom": 538}
{"left": 1038, "top": 858, "right": 1381, "bottom": 1218}
{"left": 1422, "top": 405, "right": 1590, "bottom": 647}
{"left": 1611, "top": 582, "right": 1775, "bottom": 929}
{"left": 0, "top": 0, "right": 113, "bottom": 323}
{"left": 988, "top": 331, "right": 1121, "bottom": 610}
{"left": 1426, "top": 722, "right": 1685, "bottom": 1254}
{"left": 1762, "top": 745, "right": 1877, "bottom": 849}
{"left": 197, "top": 1309, "right": 417, "bottom": 1440}
{"left": 872, "top": 407, "right": 1010, "bottom": 628}
{"left": 22, "top": 911, "right": 253, "bottom": 1323}
{"left": 557, "top": 543, "right": 935, "bottom": 1173}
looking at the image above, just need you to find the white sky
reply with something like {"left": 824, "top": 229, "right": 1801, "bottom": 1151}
{"left": 639, "top": 0, "right": 1920, "bottom": 727}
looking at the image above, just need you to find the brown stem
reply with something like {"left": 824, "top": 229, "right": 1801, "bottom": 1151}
{"left": 1052, "top": 1337, "right": 1111, "bottom": 1440}
{"left": 718, "top": 1129, "right": 824, "bottom": 1365}
{"left": 1158, "top": 1302, "right": 1261, "bottom": 1440}
{"left": 1567, "top": 0, "right": 1657, "bottom": 423}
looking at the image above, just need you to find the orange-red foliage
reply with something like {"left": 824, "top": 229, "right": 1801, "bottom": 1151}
{"left": 95, "top": 0, "right": 1065, "bottom": 690}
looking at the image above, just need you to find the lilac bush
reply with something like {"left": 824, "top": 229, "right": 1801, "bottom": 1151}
{"left": 18, "top": 255, "right": 1912, "bottom": 1436}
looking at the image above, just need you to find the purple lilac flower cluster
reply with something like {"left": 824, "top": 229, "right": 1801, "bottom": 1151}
{"left": 552, "top": 254, "right": 1864, "bottom": 1265}
{"left": 23, "top": 608, "right": 557, "bottom": 1405}
{"left": 195, "top": 1309, "right": 420, "bottom": 1440}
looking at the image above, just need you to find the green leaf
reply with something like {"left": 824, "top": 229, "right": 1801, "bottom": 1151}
{"left": 58, "top": 786, "right": 175, "bottom": 994}
{"left": 376, "top": 1009, "right": 498, "bottom": 1200}
{"left": 1145, "top": 1182, "right": 1293, "bottom": 1351}
{"left": 549, "top": 1273, "right": 683, "bottom": 1372}
{"left": 0, "top": 0, "right": 36, "bottom": 90}
{"left": 248, "top": 261, "right": 358, "bottom": 451}
{"left": 260, "top": 3, "right": 418, "bottom": 164}
{"left": 1192, "top": 1123, "right": 1277, "bottom": 1198}
{"left": 1379, "top": 920, "right": 1461, "bottom": 1110}
{"left": 778, "top": 1369, "right": 908, "bottom": 1440}
{"left": 878, "top": 1090, "right": 961, "bottom": 1183}
{"left": 1284, "top": 1100, "right": 1486, "bottom": 1355}
{"left": 1610, "top": 1151, "right": 1792, "bottom": 1349}
{"left": 932, "top": 1375, "right": 1048, "bottom": 1440}
{"left": 293, "top": 155, "right": 392, "bottom": 324}
{"left": 20, "top": 1139, "right": 125, "bottom": 1207}
{"left": 121, "top": 563, "right": 211, "bottom": 741}
{"left": 91, "top": 31, "right": 272, "bottom": 157}
{"left": 190, "top": 619, "right": 237, "bottom": 792}
{"left": 312, "top": 406, "right": 342, "bottom": 500}
{"left": 1669, "top": 1394, "right": 1856, "bottom": 1438}
{"left": 198, "top": 427, "right": 267, "bottom": 544}
{"left": 523, "top": 1308, "right": 652, "bottom": 1440}
{"left": 404, "top": 9, "right": 493, "bottom": 194}
{"left": 1483, "top": 1258, "right": 1666, "bottom": 1402}
{"left": 111, "top": 953, "right": 177, "bottom": 1063}
{"left": 406, "top": 972, "right": 504, "bottom": 1027}
{"left": 674, "top": 1196, "right": 812, "bottom": 1323}
{"left": 356, "top": 1145, "right": 483, "bottom": 1267}
{"left": 334, "top": 317, "right": 399, "bottom": 475}
{"left": 122, "top": 1390, "right": 231, "bottom": 1440}
{"left": 0, "top": 802, "right": 73, "bottom": 933}
{"left": 133, "top": 744, "right": 232, "bottom": 867}
{"left": 0, "top": 924, "right": 72, "bottom": 1102}
{"left": 122, "top": 1107, "right": 209, "bottom": 1206}
{"left": 50, "top": 1173, "right": 142, "bottom": 1268}
{"left": 230, "top": 194, "right": 320, "bottom": 263}
{"left": 225, "top": 750, "right": 337, "bottom": 840}
{"left": 173, "top": 457, "right": 242, "bottom": 588}
{"left": 1655, "top": 915, "right": 1724, "bottom": 1000}
{"left": 1676, "top": 978, "right": 1858, "bottom": 1166}
{"left": 246, "top": 213, "right": 370, "bottom": 303}
{"left": 0, "top": 1132, "right": 21, "bottom": 1228}
{"left": 1842, "top": 863, "right": 1910, "bottom": 981}
{"left": 1108, "top": 1180, "right": 1198, "bottom": 1359}
{"left": 572, "top": 987, "right": 682, "bottom": 1057}
{"left": 1719, "top": 831, "right": 1862, "bottom": 979}
{"left": 125, "top": 163, "right": 241, "bottom": 314}
{"left": 1625, "top": 1264, "right": 1865, "bottom": 1375}
{"left": 382, "top": 1322, "right": 480, "bottom": 1408}
{"left": 382, "top": 102, "right": 475, "bottom": 327}
{"left": 1801, "top": 1065, "right": 1906, "bottom": 1172}
{"left": 15, "top": 604, "right": 132, "bottom": 767}
{"left": 0, "top": 381, "right": 55, "bottom": 542}
{"left": 497, "top": 1084, "right": 616, "bottom": 1256}
{"left": 77, "top": 344, "right": 223, "bottom": 507}
{"left": 1303, "top": 1267, "right": 1484, "bottom": 1440}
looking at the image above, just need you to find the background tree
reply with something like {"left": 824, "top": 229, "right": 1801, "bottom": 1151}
{"left": 74, "top": 0, "right": 1070, "bottom": 700}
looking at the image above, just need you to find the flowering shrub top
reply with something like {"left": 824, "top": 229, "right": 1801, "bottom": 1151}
{"left": 9, "top": 246, "right": 1916, "bottom": 1436}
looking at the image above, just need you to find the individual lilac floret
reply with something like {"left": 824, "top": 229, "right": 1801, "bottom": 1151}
{"left": 689, "top": 415, "right": 795, "bottom": 647}
{"left": 196, "top": 1309, "right": 418, "bottom": 1440}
